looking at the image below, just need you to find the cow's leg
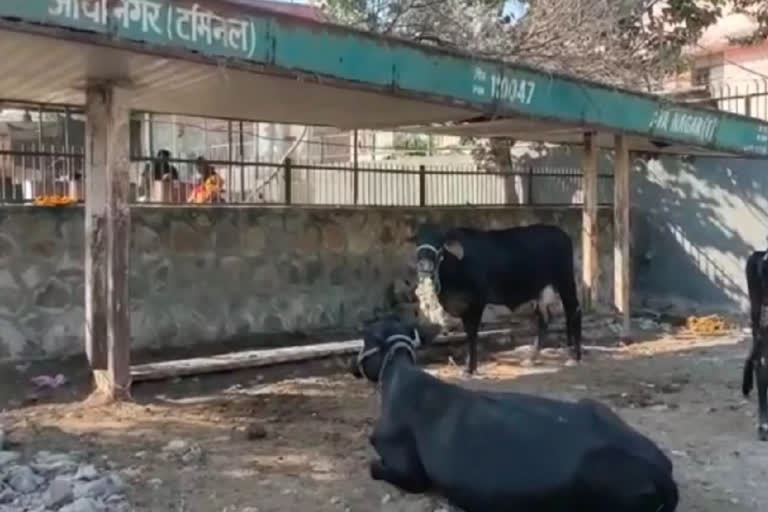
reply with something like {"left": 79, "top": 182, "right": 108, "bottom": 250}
{"left": 522, "top": 305, "right": 548, "bottom": 367}
{"left": 558, "top": 281, "right": 583, "bottom": 366}
{"left": 369, "top": 427, "right": 430, "bottom": 493}
{"left": 744, "top": 300, "right": 761, "bottom": 397}
{"left": 370, "top": 458, "right": 430, "bottom": 494}
{"left": 461, "top": 304, "right": 485, "bottom": 377}
{"left": 564, "top": 304, "right": 583, "bottom": 367}
{"left": 756, "top": 342, "right": 768, "bottom": 441}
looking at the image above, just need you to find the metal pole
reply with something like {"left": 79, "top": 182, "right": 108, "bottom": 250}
{"left": 353, "top": 129, "right": 359, "bottom": 205}
{"left": 419, "top": 164, "right": 426, "bottom": 207}
{"left": 239, "top": 121, "right": 245, "bottom": 202}
{"left": 527, "top": 166, "right": 534, "bottom": 204}
{"left": 284, "top": 157, "right": 292, "bottom": 204}
{"left": 37, "top": 104, "right": 43, "bottom": 186}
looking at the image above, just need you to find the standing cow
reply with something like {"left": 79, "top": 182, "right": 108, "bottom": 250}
{"left": 413, "top": 224, "right": 582, "bottom": 375}
{"left": 743, "top": 250, "right": 768, "bottom": 441}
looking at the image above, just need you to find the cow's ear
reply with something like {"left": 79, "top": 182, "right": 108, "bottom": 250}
{"left": 443, "top": 239, "right": 464, "bottom": 260}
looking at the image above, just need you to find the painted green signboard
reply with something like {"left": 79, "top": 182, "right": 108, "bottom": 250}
{"left": 1, "top": 0, "right": 768, "bottom": 157}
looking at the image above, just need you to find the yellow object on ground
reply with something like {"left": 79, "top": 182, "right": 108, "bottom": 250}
{"left": 686, "top": 314, "right": 729, "bottom": 335}
{"left": 34, "top": 195, "right": 77, "bottom": 207}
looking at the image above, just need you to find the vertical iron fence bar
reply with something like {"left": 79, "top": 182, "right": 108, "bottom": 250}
{"left": 64, "top": 107, "right": 71, "bottom": 181}
{"left": 239, "top": 121, "right": 245, "bottom": 203}
{"left": 284, "top": 157, "right": 292, "bottom": 204}
{"left": 148, "top": 112, "right": 154, "bottom": 157}
{"left": 353, "top": 129, "right": 359, "bottom": 205}
{"left": 37, "top": 106, "right": 43, "bottom": 183}
{"left": 227, "top": 120, "right": 233, "bottom": 204}
{"left": 419, "top": 164, "right": 426, "bottom": 206}
{"left": 527, "top": 166, "right": 534, "bottom": 205}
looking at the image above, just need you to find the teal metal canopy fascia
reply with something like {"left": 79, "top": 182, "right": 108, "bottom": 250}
{"left": 1, "top": 0, "right": 768, "bottom": 156}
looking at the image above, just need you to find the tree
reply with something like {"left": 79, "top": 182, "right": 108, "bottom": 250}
{"left": 314, "top": 0, "right": 766, "bottom": 194}
{"left": 317, "top": 0, "right": 765, "bottom": 89}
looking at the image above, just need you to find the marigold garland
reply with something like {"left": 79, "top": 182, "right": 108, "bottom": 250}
{"left": 34, "top": 195, "right": 77, "bottom": 207}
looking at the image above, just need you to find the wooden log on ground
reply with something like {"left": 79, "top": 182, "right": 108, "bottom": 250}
{"left": 131, "top": 315, "right": 619, "bottom": 382}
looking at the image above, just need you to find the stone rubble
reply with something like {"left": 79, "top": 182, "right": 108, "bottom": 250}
{"left": 0, "top": 448, "right": 131, "bottom": 512}
{"left": 162, "top": 438, "right": 204, "bottom": 465}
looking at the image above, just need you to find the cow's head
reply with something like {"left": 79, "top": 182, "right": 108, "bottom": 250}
{"left": 412, "top": 226, "right": 465, "bottom": 282}
{"left": 350, "top": 318, "right": 440, "bottom": 383}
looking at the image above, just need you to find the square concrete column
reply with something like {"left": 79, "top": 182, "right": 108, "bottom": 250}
{"left": 613, "top": 134, "right": 631, "bottom": 335}
{"left": 84, "top": 83, "right": 132, "bottom": 401}
{"left": 581, "top": 132, "right": 599, "bottom": 310}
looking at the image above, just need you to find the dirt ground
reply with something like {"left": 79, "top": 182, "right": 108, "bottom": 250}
{"left": 1, "top": 330, "right": 767, "bottom": 512}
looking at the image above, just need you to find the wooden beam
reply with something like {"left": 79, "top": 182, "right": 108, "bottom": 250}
{"left": 84, "top": 84, "right": 132, "bottom": 402}
{"left": 613, "top": 134, "right": 631, "bottom": 336}
{"left": 581, "top": 131, "right": 599, "bottom": 310}
{"left": 131, "top": 315, "right": 619, "bottom": 382}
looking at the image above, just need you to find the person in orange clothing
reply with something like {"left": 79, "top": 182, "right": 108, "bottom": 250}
{"left": 187, "top": 156, "right": 224, "bottom": 203}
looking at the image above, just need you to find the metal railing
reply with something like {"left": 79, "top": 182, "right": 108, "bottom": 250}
{"left": 128, "top": 157, "right": 614, "bottom": 207}
{"left": 0, "top": 146, "right": 84, "bottom": 203}
{"left": 0, "top": 102, "right": 614, "bottom": 208}
{"left": 709, "top": 79, "right": 768, "bottom": 121}
{"left": 0, "top": 147, "right": 614, "bottom": 207}
{"left": 680, "top": 78, "right": 768, "bottom": 121}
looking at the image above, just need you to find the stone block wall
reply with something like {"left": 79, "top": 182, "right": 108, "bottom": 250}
{"left": 0, "top": 205, "right": 613, "bottom": 361}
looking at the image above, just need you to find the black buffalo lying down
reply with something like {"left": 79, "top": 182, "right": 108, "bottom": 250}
{"left": 351, "top": 319, "right": 679, "bottom": 512}
{"left": 744, "top": 250, "right": 768, "bottom": 441}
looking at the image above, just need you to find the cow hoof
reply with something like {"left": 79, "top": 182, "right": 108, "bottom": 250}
{"left": 759, "top": 424, "right": 768, "bottom": 441}
{"left": 564, "top": 358, "right": 580, "bottom": 368}
{"left": 520, "top": 358, "right": 537, "bottom": 368}
{"left": 462, "top": 369, "right": 480, "bottom": 379}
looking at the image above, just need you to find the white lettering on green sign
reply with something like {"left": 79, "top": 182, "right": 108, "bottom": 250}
{"left": 649, "top": 108, "right": 718, "bottom": 144}
{"left": 48, "top": 0, "right": 256, "bottom": 57}
{"left": 490, "top": 73, "right": 536, "bottom": 106}
{"left": 471, "top": 66, "right": 536, "bottom": 106}
{"left": 471, "top": 67, "right": 488, "bottom": 97}
{"left": 744, "top": 125, "right": 768, "bottom": 155}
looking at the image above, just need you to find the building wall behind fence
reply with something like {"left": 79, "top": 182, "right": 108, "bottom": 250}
{"left": 0, "top": 205, "right": 613, "bottom": 362}
{"left": 632, "top": 156, "right": 767, "bottom": 312}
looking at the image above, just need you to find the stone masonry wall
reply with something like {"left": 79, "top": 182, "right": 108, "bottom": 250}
{"left": 0, "top": 206, "right": 613, "bottom": 362}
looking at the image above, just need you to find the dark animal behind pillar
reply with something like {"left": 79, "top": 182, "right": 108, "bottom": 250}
{"left": 744, "top": 250, "right": 768, "bottom": 440}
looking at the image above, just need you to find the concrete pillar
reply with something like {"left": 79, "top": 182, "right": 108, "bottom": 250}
{"left": 581, "top": 132, "right": 599, "bottom": 310}
{"left": 84, "top": 83, "right": 132, "bottom": 402}
{"left": 613, "top": 133, "right": 631, "bottom": 336}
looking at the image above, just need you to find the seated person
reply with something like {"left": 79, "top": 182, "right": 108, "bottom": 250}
{"left": 143, "top": 149, "right": 179, "bottom": 182}
{"left": 187, "top": 157, "right": 224, "bottom": 203}
{"left": 139, "top": 149, "right": 179, "bottom": 200}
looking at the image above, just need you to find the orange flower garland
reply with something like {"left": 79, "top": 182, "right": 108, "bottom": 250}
{"left": 34, "top": 195, "right": 77, "bottom": 207}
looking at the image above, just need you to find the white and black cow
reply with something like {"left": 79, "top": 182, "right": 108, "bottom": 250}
{"left": 744, "top": 250, "right": 768, "bottom": 441}
{"left": 350, "top": 318, "right": 679, "bottom": 512}
{"left": 413, "top": 224, "right": 582, "bottom": 375}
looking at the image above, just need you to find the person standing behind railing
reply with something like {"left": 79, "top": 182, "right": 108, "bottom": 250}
{"left": 138, "top": 149, "right": 179, "bottom": 201}
{"left": 187, "top": 156, "right": 224, "bottom": 204}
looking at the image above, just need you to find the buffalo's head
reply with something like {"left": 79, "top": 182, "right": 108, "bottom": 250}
{"left": 411, "top": 226, "right": 465, "bottom": 282}
{"left": 350, "top": 317, "right": 440, "bottom": 383}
